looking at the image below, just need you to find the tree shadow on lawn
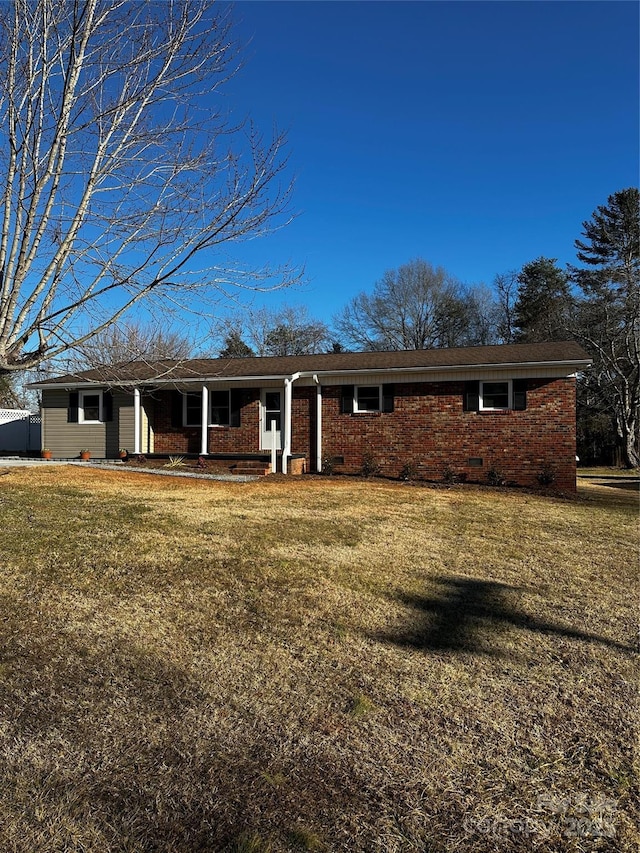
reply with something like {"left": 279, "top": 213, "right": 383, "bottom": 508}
{"left": 370, "top": 575, "right": 636, "bottom": 657}
{"left": 0, "top": 593, "right": 366, "bottom": 852}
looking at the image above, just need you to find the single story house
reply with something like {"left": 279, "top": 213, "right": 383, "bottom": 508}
{"left": 31, "top": 340, "right": 591, "bottom": 491}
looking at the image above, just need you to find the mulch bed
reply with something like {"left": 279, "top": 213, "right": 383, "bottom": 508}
{"left": 122, "top": 456, "right": 236, "bottom": 475}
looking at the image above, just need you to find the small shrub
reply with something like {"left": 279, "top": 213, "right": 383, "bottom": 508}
{"left": 442, "top": 465, "right": 466, "bottom": 484}
{"left": 197, "top": 455, "right": 208, "bottom": 469}
{"left": 487, "top": 466, "right": 506, "bottom": 486}
{"left": 537, "top": 465, "right": 556, "bottom": 486}
{"left": 164, "top": 455, "right": 185, "bottom": 469}
{"left": 360, "top": 451, "right": 381, "bottom": 478}
{"left": 320, "top": 454, "right": 334, "bottom": 475}
{"left": 132, "top": 454, "right": 147, "bottom": 464}
{"left": 399, "top": 461, "right": 419, "bottom": 481}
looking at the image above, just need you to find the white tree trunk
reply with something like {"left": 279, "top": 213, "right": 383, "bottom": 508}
{"left": 0, "top": 0, "right": 296, "bottom": 374}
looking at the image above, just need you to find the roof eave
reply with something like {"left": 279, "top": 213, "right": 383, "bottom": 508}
{"left": 298, "top": 358, "right": 592, "bottom": 379}
{"left": 28, "top": 357, "right": 592, "bottom": 390}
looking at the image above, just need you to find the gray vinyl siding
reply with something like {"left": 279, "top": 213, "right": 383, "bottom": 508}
{"left": 42, "top": 388, "right": 135, "bottom": 458}
{"left": 118, "top": 400, "right": 135, "bottom": 455}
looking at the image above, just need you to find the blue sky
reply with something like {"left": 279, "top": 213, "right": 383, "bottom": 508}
{"left": 218, "top": 0, "right": 638, "bottom": 326}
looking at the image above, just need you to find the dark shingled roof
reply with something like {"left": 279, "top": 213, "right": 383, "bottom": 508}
{"left": 33, "top": 340, "right": 591, "bottom": 387}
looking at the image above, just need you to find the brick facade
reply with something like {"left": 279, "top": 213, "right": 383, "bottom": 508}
{"left": 149, "top": 378, "right": 577, "bottom": 491}
{"left": 291, "top": 386, "right": 316, "bottom": 459}
{"left": 321, "top": 377, "right": 577, "bottom": 491}
{"left": 152, "top": 389, "right": 261, "bottom": 455}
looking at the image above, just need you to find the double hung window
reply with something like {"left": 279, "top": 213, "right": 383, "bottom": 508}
{"left": 210, "top": 391, "right": 231, "bottom": 426}
{"left": 354, "top": 385, "right": 382, "bottom": 413}
{"left": 183, "top": 392, "right": 202, "bottom": 427}
{"left": 341, "top": 384, "right": 394, "bottom": 414}
{"left": 464, "top": 379, "right": 527, "bottom": 412}
{"left": 479, "top": 381, "right": 511, "bottom": 411}
{"left": 79, "top": 390, "right": 103, "bottom": 423}
{"left": 182, "top": 390, "right": 232, "bottom": 426}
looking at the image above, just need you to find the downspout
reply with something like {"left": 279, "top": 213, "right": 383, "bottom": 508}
{"left": 133, "top": 388, "right": 141, "bottom": 454}
{"left": 200, "top": 385, "right": 209, "bottom": 456}
{"left": 313, "top": 374, "right": 322, "bottom": 473}
{"left": 282, "top": 372, "right": 300, "bottom": 475}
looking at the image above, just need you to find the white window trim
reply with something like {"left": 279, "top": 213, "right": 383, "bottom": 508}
{"left": 354, "top": 384, "right": 382, "bottom": 413}
{"left": 479, "top": 380, "right": 512, "bottom": 411}
{"left": 183, "top": 390, "right": 231, "bottom": 427}
{"left": 79, "top": 389, "right": 103, "bottom": 424}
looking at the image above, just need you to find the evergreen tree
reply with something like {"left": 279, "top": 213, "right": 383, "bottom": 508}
{"left": 218, "top": 331, "right": 255, "bottom": 358}
{"left": 570, "top": 188, "right": 640, "bottom": 468}
{"left": 512, "top": 257, "right": 572, "bottom": 343}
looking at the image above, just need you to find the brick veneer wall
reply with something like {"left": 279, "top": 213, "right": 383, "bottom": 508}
{"left": 321, "top": 378, "right": 577, "bottom": 491}
{"left": 291, "top": 387, "right": 316, "bottom": 460}
{"left": 149, "top": 378, "right": 577, "bottom": 491}
{"left": 152, "top": 389, "right": 261, "bottom": 454}
{"left": 152, "top": 387, "right": 316, "bottom": 461}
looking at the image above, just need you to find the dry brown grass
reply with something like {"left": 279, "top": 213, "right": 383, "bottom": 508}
{"left": 0, "top": 466, "right": 637, "bottom": 852}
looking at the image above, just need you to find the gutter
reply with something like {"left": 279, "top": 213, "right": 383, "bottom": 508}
{"left": 28, "top": 358, "right": 592, "bottom": 390}
{"left": 294, "top": 359, "right": 592, "bottom": 379}
{"left": 313, "top": 374, "right": 322, "bottom": 473}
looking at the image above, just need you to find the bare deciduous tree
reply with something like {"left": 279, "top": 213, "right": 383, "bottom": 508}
{"left": 335, "top": 258, "right": 498, "bottom": 351}
{"left": 72, "top": 320, "right": 194, "bottom": 369}
{"left": 0, "top": 0, "right": 296, "bottom": 376}
{"left": 214, "top": 304, "right": 331, "bottom": 357}
{"left": 493, "top": 271, "right": 518, "bottom": 343}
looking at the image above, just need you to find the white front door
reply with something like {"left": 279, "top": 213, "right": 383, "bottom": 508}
{"left": 260, "top": 389, "right": 283, "bottom": 450}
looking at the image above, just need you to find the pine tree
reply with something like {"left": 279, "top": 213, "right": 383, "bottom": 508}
{"left": 218, "top": 331, "right": 255, "bottom": 358}
{"left": 513, "top": 257, "right": 572, "bottom": 343}
{"left": 570, "top": 188, "right": 640, "bottom": 468}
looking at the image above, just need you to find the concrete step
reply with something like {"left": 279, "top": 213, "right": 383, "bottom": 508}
{"left": 231, "top": 464, "right": 271, "bottom": 476}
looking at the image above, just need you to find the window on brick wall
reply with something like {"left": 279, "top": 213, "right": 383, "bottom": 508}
{"left": 341, "top": 384, "right": 395, "bottom": 414}
{"left": 181, "top": 390, "right": 233, "bottom": 427}
{"left": 480, "top": 381, "right": 510, "bottom": 410}
{"left": 183, "top": 392, "right": 202, "bottom": 426}
{"left": 464, "top": 380, "right": 527, "bottom": 412}
{"left": 355, "top": 385, "right": 382, "bottom": 412}
{"left": 210, "top": 390, "right": 231, "bottom": 426}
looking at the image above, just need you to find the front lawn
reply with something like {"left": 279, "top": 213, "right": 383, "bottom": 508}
{"left": 0, "top": 467, "right": 636, "bottom": 852}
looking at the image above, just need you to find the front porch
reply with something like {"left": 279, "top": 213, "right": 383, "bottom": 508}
{"left": 133, "top": 383, "right": 317, "bottom": 475}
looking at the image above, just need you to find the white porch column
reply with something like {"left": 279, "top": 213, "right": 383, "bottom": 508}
{"left": 282, "top": 377, "right": 293, "bottom": 474}
{"left": 200, "top": 385, "right": 209, "bottom": 455}
{"left": 315, "top": 378, "right": 322, "bottom": 473}
{"left": 133, "top": 388, "right": 141, "bottom": 454}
